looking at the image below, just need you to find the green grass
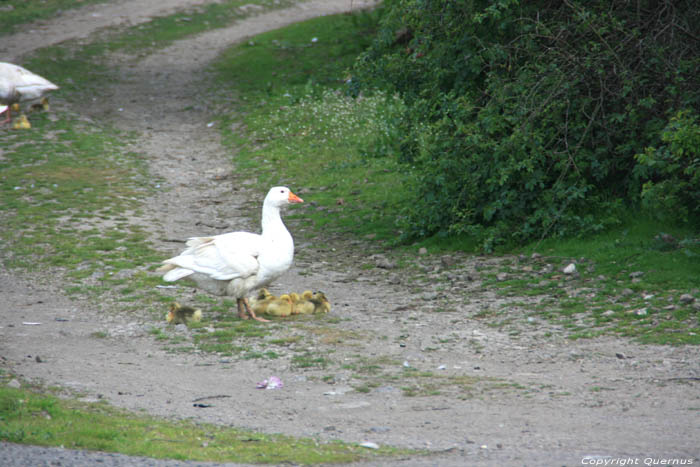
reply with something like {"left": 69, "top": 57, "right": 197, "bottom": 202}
{"left": 479, "top": 218, "right": 700, "bottom": 344}
{"left": 526, "top": 218, "right": 700, "bottom": 292}
{"left": 339, "top": 355, "right": 523, "bottom": 399}
{"left": 210, "top": 10, "right": 410, "bottom": 242}
{"left": 0, "top": 112, "right": 160, "bottom": 292}
{"left": 0, "top": 0, "right": 108, "bottom": 36}
{"left": 91, "top": 0, "right": 297, "bottom": 55}
{"left": 0, "top": 379, "right": 406, "bottom": 464}
{"left": 0, "top": 110, "right": 174, "bottom": 319}
{"left": 291, "top": 351, "right": 332, "bottom": 369}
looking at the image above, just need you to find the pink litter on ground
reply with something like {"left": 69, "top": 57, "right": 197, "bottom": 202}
{"left": 256, "top": 376, "right": 283, "bottom": 389}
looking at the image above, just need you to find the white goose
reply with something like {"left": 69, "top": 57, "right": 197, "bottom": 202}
{"left": 157, "top": 186, "right": 304, "bottom": 322}
{"left": 0, "top": 62, "right": 59, "bottom": 124}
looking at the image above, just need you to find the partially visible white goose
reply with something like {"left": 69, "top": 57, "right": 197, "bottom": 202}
{"left": 157, "top": 186, "right": 304, "bottom": 322}
{"left": 0, "top": 62, "right": 59, "bottom": 124}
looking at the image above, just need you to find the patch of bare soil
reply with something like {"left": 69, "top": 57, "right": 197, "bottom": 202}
{"left": 1, "top": 1, "right": 699, "bottom": 466}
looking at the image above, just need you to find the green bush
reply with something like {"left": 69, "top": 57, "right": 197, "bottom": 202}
{"left": 354, "top": 0, "right": 699, "bottom": 249}
{"left": 634, "top": 111, "right": 700, "bottom": 224}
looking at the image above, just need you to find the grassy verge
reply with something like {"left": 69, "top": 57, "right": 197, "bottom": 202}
{"left": 520, "top": 220, "right": 699, "bottom": 345}
{"left": 0, "top": 109, "right": 166, "bottom": 309}
{"left": 210, "top": 10, "right": 410, "bottom": 242}
{"left": 0, "top": 376, "right": 405, "bottom": 464}
{"left": 0, "top": 0, "right": 108, "bottom": 36}
{"left": 63, "top": 0, "right": 298, "bottom": 59}
{"left": 465, "top": 218, "right": 700, "bottom": 345}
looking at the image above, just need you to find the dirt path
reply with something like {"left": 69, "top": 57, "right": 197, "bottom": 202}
{"left": 1, "top": 1, "right": 699, "bottom": 466}
{"left": 1, "top": 0, "right": 225, "bottom": 62}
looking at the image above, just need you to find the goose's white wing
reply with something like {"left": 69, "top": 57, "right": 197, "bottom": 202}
{"left": 0, "top": 62, "right": 58, "bottom": 101}
{"left": 162, "top": 232, "right": 263, "bottom": 281}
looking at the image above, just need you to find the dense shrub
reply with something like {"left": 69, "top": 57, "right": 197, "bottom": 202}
{"left": 634, "top": 111, "right": 700, "bottom": 225}
{"left": 354, "top": 0, "right": 699, "bottom": 249}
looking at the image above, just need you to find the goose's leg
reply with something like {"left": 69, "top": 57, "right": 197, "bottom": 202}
{"left": 244, "top": 297, "right": 269, "bottom": 322}
{"left": 1, "top": 105, "right": 11, "bottom": 124}
{"left": 236, "top": 298, "right": 249, "bottom": 320}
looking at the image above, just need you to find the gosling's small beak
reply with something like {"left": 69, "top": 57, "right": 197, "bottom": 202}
{"left": 288, "top": 191, "right": 304, "bottom": 203}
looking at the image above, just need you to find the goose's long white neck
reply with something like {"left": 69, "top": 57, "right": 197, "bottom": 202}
{"left": 259, "top": 201, "right": 295, "bottom": 274}
{"left": 261, "top": 203, "right": 289, "bottom": 238}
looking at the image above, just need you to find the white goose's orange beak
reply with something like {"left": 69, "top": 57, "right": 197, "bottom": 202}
{"left": 288, "top": 191, "right": 304, "bottom": 203}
